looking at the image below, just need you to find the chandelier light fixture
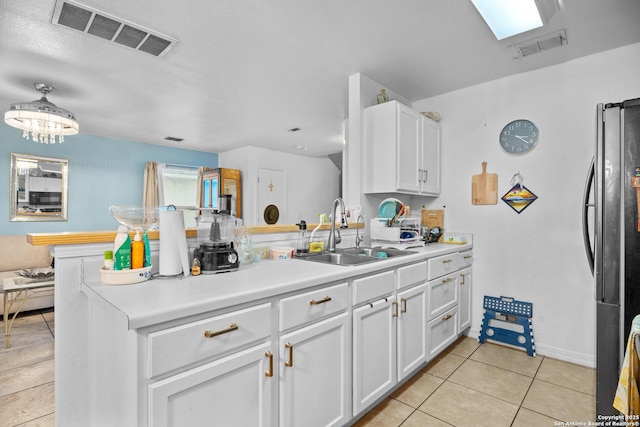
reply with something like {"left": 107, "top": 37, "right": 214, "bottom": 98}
{"left": 4, "top": 83, "right": 79, "bottom": 144}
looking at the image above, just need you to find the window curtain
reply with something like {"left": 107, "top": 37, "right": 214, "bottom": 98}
{"left": 143, "top": 162, "right": 159, "bottom": 207}
{"left": 196, "top": 166, "right": 213, "bottom": 211}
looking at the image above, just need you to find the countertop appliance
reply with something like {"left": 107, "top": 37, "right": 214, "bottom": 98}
{"left": 194, "top": 212, "right": 239, "bottom": 274}
{"left": 583, "top": 98, "right": 640, "bottom": 416}
{"left": 195, "top": 241, "right": 239, "bottom": 274}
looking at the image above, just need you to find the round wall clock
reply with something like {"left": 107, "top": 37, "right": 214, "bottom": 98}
{"left": 499, "top": 119, "right": 539, "bottom": 154}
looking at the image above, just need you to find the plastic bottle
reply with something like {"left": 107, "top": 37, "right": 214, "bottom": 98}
{"left": 131, "top": 230, "right": 144, "bottom": 269}
{"left": 114, "top": 225, "right": 132, "bottom": 270}
{"left": 143, "top": 230, "right": 151, "bottom": 267}
{"left": 296, "top": 220, "right": 309, "bottom": 255}
{"left": 103, "top": 250, "right": 114, "bottom": 270}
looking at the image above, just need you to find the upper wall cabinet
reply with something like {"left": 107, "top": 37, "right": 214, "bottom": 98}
{"left": 363, "top": 101, "right": 441, "bottom": 196}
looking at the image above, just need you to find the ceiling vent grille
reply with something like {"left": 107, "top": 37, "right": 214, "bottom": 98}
{"left": 514, "top": 29, "right": 568, "bottom": 57}
{"left": 52, "top": 0, "right": 176, "bottom": 57}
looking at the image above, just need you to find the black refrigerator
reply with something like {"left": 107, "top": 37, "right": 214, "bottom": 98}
{"left": 583, "top": 98, "right": 640, "bottom": 416}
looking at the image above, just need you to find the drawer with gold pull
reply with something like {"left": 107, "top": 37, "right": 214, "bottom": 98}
{"left": 427, "top": 272, "right": 458, "bottom": 320}
{"left": 148, "top": 303, "right": 271, "bottom": 378}
{"left": 427, "top": 252, "right": 461, "bottom": 281}
{"left": 279, "top": 282, "right": 349, "bottom": 331}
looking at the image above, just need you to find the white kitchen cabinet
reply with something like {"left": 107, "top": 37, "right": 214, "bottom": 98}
{"left": 353, "top": 296, "right": 395, "bottom": 415}
{"left": 458, "top": 250, "right": 473, "bottom": 333}
{"left": 279, "top": 312, "right": 349, "bottom": 427}
{"left": 364, "top": 100, "right": 441, "bottom": 196}
{"left": 397, "top": 283, "right": 427, "bottom": 381}
{"left": 458, "top": 267, "right": 472, "bottom": 333}
{"left": 149, "top": 342, "right": 273, "bottom": 427}
{"left": 428, "top": 253, "right": 461, "bottom": 281}
{"left": 73, "top": 238, "right": 472, "bottom": 427}
{"left": 353, "top": 261, "right": 428, "bottom": 416}
{"left": 428, "top": 307, "right": 459, "bottom": 360}
{"left": 28, "top": 175, "right": 62, "bottom": 192}
{"left": 427, "top": 271, "right": 458, "bottom": 320}
{"left": 146, "top": 303, "right": 274, "bottom": 426}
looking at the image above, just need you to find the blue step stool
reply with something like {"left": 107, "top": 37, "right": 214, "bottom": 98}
{"left": 478, "top": 295, "right": 536, "bottom": 357}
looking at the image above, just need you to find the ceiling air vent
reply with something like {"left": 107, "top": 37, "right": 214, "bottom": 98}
{"left": 514, "top": 29, "right": 568, "bottom": 57}
{"left": 52, "top": 0, "right": 176, "bottom": 57}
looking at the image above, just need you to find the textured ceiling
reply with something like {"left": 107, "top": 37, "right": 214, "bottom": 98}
{"left": 1, "top": 0, "right": 640, "bottom": 157}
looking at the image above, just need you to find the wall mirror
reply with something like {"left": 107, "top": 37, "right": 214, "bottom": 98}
{"left": 10, "top": 153, "right": 69, "bottom": 222}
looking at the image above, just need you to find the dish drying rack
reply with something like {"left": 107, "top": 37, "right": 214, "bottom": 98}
{"left": 370, "top": 217, "right": 424, "bottom": 249}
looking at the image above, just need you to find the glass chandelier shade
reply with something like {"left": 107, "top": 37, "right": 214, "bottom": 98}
{"left": 4, "top": 83, "right": 79, "bottom": 144}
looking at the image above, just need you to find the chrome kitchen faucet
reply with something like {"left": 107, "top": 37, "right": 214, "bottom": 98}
{"left": 328, "top": 198, "right": 348, "bottom": 252}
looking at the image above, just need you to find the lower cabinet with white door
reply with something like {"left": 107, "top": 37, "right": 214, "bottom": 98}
{"left": 426, "top": 250, "right": 474, "bottom": 361}
{"left": 278, "top": 282, "right": 350, "bottom": 427}
{"left": 81, "top": 244, "right": 472, "bottom": 427}
{"left": 458, "top": 250, "right": 473, "bottom": 332}
{"left": 146, "top": 303, "right": 275, "bottom": 427}
{"left": 352, "top": 262, "right": 428, "bottom": 416}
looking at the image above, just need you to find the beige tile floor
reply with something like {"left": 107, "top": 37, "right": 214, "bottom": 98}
{"left": 0, "top": 309, "right": 55, "bottom": 427}
{"left": 355, "top": 337, "right": 597, "bottom": 427}
{"left": 0, "top": 310, "right": 596, "bottom": 427}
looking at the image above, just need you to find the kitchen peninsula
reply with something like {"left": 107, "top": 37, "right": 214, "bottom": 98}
{"left": 32, "top": 230, "right": 472, "bottom": 426}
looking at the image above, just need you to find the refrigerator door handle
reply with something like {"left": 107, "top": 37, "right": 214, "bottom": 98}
{"left": 583, "top": 157, "right": 595, "bottom": 276}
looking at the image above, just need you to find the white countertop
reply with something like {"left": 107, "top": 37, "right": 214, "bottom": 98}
{"left": 81, "top": 240, "right": 472, "bottom": 330}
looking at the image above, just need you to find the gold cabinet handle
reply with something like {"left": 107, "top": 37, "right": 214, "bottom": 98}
{"left": 442, "top": 278, "right": 453, "bottom": 283}
{"left": 460, "top": 274, "right": 465, "bottom": 285}
{"left": 400, "top": 298, "right": 407, "bottom": 314}
{"left": 442, "top": 259, "right": 453, "bottom": 264}
{"left": 392, "top": 301, "right": 399, "bottom": 318}
{"left": 265, "top": 351, "right": 273, "bottom": 377}
{"left": 285, "top": 342, "right": 293, "bottom": 367}
{"left": 442, "top": 314, "right": 452, "bottom": 321}
{"left": 310, "top": 296, "right": 332, "bottom": 305}
{"left": 464, "top": 255, "right": 472, "bottom": 259}
{"left": 204, "top": 323, "right": 238, "bottom": 338}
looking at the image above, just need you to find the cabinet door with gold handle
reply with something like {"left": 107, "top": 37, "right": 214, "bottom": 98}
{"left": 392, "top": 300, "right": 399, "bottom": 317}
{"left": 284, "top": 342, "right": 293, "bottom": 367}
{"left": 279, "top": 313, "right": 349, "bottom": 426}
{"left": 265, "top": 351, "right": 273, "bottom": 377}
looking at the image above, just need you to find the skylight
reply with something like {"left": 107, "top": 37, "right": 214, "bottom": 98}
{"left": 470, "top": 0, "right": 543, "bottom": 40}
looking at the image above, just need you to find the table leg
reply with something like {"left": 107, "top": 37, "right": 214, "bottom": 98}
{"left": 4, "top": 291, "right": 8, "bottom": 348}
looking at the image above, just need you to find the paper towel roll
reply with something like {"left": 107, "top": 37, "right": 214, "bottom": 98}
{"left": 159, "top": 209, "right": 191, "bottom": 276}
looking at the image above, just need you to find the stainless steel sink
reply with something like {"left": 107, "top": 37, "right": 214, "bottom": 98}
{"left": 300, "top": 252, "right": 380, "bottom": 266}
{"left": 300, "top": 247, "right": 416, "bottom": 266}
{"left": 337, "top": 247, "right": 417, "bottom": 258}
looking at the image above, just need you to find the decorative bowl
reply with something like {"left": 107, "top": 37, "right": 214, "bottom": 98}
{"left": 109, "top": 205, "right": 164, "bottom": 229}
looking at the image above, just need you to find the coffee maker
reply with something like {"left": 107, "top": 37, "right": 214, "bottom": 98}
{"left": 194, "top": 204, "right": 239, "bottom": 274}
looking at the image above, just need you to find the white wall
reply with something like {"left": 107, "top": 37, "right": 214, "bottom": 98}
{"left": 219, "top": 146, "right": 340, "bottom": 225}
{"left": 411, "top": 42, "right": 640, "bottom": 366}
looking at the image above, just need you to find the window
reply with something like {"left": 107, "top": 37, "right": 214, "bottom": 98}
{"left": 157, "top": 164, "right": 199, "bottom": 227}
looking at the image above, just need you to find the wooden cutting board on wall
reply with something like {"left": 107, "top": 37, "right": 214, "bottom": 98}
{"left": 472, "top": 162, "right": 498, "bottom": 205}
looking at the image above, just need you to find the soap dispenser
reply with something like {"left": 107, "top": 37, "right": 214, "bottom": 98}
{"left": 296, "top": 220, "right": 309, "bottom": 255}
